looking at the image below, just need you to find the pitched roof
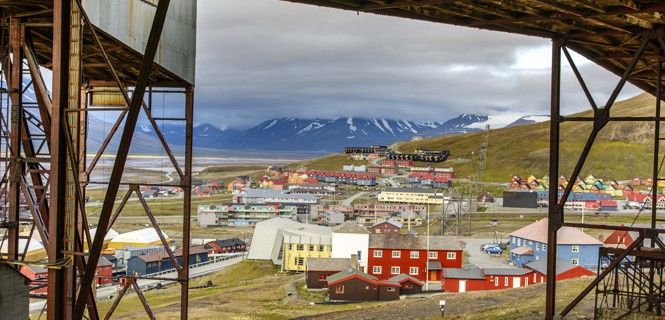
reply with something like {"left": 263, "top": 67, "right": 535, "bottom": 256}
{"left": 369, "top": 234, "right": 463, "bottom": 251}
{"left": 371, "top": 219, "right": 403, "bottom": 229}
{"left": 332, "top": 221, "right": 369, "bottom": 234}
{"left": 508, "top": 218, "right": 603, "bottom": 245}
{"left": 442, "top": 266, "right": 485, "bottom": 280}
{"left": 327, "top": 267, "right": 377, "bottom": 284}
{"left": 110, "top": 228, "right": 169, "bottom": 245}
{"left": 511, "top": 246, "right": 533, "bottom": 256}
{"left": 525, "top": 258, "right": 593, "bottom": 275}
{"left": 427, "top": 260, "right": 443, "bottom": 270}
{"left": 306, "top": 258, "right": 353, "bottom": 272}
{"left": 137, "top": 246, "right": 207, "bottom": 263}
{"left": 388, "top": 274, "right": 424, "bottom": 286}
{"left": 207, "top": 237, "right": 246, "bottom": 248}
{"left": 483, "top": 268, "right": 532, "bottom": 276}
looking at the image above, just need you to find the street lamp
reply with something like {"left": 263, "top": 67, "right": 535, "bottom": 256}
{"left": 490, "top": 219, "right": 498, "bottom": 244}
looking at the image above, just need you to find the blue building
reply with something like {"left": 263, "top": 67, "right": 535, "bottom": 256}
{"left": 127, "top": 246, "right": 209, "bottom": 276}
{"left": 508, "top": 218, "right": 603, "bottom": 270}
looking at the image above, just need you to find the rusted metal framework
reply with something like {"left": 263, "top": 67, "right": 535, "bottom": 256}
{"left": 0, "top": 1, "right": 194, "bottom": 319}
{"left": 279, "top": 1, "right": 665, "bottom": 319}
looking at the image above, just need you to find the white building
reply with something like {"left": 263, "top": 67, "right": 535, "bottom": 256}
{"left": 331, "top": 221, "right": 370, "bottom": 271}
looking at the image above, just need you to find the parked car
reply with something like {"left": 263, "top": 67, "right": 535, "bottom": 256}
{"left": 485, "top": 246, "right": 502, "bottom": 254}
{"left": 481, "top": 243, "right": 500, "bottom": 251}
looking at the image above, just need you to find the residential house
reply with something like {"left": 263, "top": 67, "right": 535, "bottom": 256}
{"left": 305, "top": 257, "right": 355, "bottom": 289}
{"left": 603, "top": 223, "right": 665, "bottom": 249}
{"left": 19, "top": 265, "right": 48, "bottom": 294}
{"left": 204, "top": 238, "right": 247, "bottom": 254}
{"left": 197, "top": 204, "right": 301, "bottom": 227}
{"left": 127, "top": 246, "right": 209, "bottom": 276}
{"left": 441, "top": 267, "right": 534, "bottom": 293}
{"left": 371, "top": 220, "right": 403, "bottom": 234}
{"left": 368, "top": 233, "right": 463, "bottom": 291}
{"left": 388, "top": 273, "right": 424, "bottom": 295}
{"left": 234, "top": 189, "right": 319, "bottom": 206}
{"left": 378, "top": 187, "right": 444, "bottom": 205}
{"left": 508, "top": 218, "right": 603, "bottom": 269}
{"left": 247, "top": 217, "right": 332, "bottom": 272}
{"left": 322, "top": 210, "right": 345, "bottom": 226}
{"left": 331, "top": 222, "right": 370, "bottom": 271}
{"left": 326, "top": 268, "right": 401, "bottom": 301}
{"left": 114, "top": 245, "right": 164, "bottom": 269}
{"left": 525, "top": 258, "right": 594, "bottom": 283}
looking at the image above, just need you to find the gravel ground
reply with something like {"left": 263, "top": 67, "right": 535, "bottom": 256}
{"left": 462, "top": 237, "right": 516, "bottom": 269}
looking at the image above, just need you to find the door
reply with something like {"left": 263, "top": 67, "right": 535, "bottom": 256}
{"left": 429, "top": 270, "right": 438, "bottom": 281}
{"left": 513, "top": 277, "right": 521, "bottom": 288}
{"left": 459, "top": 280, "right": 466, "bottom": 293}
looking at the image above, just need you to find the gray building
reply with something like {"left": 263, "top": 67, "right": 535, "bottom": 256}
{"left": 0, "top": 264, "right": 29, "bottom": 319}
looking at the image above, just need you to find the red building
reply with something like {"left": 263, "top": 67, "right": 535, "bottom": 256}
{"left": 525, "top": 258, "right": 594, "bottom": 282}
{"left": 367, "top": 234, "right": 463, "bottom": 287}
{"left": 95, "top": 256, "right": 114, "bottom": 285}
{"left": 380, "top": 160, "right": 396, "bottom": 167}
{"left": 442, "top": 267, "right": 535, "bottom": 293}
{"left": 19, "top": 265, "right": 49, "bottom": 294}
{"left": 326, "top": 268, "right": 419, "bottom": 301}
{"left": 383, "top": 167, "right": 399, "bottom": 175}
{"left": 368, "top": 167, "right": 382, "bottom": 174}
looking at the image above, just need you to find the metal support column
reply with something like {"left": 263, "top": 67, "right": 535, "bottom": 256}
{"left": 545, "top": 38, "right": 562, "bottom": 320}
{"left": 48, "top": 0, "right": 73, "bottom": 319}
{"left": 180, "top": 85, "right": 194, "bottom": 319}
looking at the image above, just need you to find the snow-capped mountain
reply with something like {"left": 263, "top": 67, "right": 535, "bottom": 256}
{"left": 92, "top": 113, "right": 528, "bottom": 153}
{"left": 506, "top": 115, "right": 550, "bottom": 127}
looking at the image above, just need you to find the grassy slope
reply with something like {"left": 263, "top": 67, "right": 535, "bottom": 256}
{"left": 299, "top": 93, "right": 658, "bottom": 182}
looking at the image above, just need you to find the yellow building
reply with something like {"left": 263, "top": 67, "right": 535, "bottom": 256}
{"left": 281, "top": 230, "right": 331, "bottom": 272}
{"left": 378, "top": 188, "right": 443, "bottom": 205}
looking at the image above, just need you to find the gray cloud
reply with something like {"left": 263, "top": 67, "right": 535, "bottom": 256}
{"left": 194, "top": 0, "right": 642, "bottom": 129}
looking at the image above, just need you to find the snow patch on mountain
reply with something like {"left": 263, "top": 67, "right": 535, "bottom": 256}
{"left": 347, "top": 117, "right": 356, "bottom": 132}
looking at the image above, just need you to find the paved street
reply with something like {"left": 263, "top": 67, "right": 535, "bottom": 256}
{"left": 461, "top": 237, "right": 515, "bottom": 269}
{"left": 340, "top": 191, "right": 366, "bottom": 206}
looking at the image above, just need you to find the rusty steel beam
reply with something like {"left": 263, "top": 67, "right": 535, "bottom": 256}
{"left": 181, "top": 84, "right": 194, "bottom": 318}
{"left": 73, "top": 1, "right": 171, "bottom": 318}
{"left": 47, "top": 1, "right": 72, "bottom": 319}
{"left": 545, "top": 38, "right": 562, "bottom": 320}
{"left": 6, "top": 17, "right": 23, "bottom": 262}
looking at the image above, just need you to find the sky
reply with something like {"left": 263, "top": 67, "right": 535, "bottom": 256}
{"left": 194, "top": 0, "right": 643, "bottom": 129}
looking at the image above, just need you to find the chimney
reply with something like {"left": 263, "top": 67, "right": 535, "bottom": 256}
{"left": 351, "top": 254, "right": 358, "bottom": 269}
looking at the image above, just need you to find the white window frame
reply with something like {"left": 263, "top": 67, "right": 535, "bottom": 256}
{"left": 512, "top": 237, "right": 516, "bottom": 244}
{"left": 446, "top": 252, "right": 456, "bottom": 260}
{"left": 373, "top": 250, "right": 383, "bottom": 258}
{"left": 372, "top": 266, "right": 382, "bottom": 274}
{"left": 392, "top": 250, "right": 401, "bottom": 258}
{"left": 571, "top": 245, "right": 580, "bottom": 253}
{"left": 410, "top": 251, "right": 419, "bottom": 259}
{"left": 391, "top": 266, "right": 400, "bottom": 275}
{"left": 409, "top": 267, "right": 418, "bottom": 275}
{"left": 517, "top": 238, "right": 521, "bottom": 246}
{"left": 571, "top": 258, "right": 579, "bottom": 265}
{"left": 428, "top": 252, "right": 438, "bottom": 259}
{"left": 535, "top": 243, "right": 540, "bottom": 251}
{"left": 494, "top": 277, "right": 498, "bottom": 286}
{"left": 504, "top": 277, "right": 509, "bottom": 286}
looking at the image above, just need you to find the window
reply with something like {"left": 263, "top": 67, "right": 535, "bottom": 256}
{"left": 517, "top": 238, "right": 521, "bottom": 246}
{"left": 387, "top": 287, "right": 396, "bottom": 292}
{"left": 318, "top": 274, "right": 327, "bottom": 282}
{"left": 571, "top": 245, "right": 580, "bottom": 253}
{"left": 391, "top": 266, "right": 400, "bottom": 275}
{"left": 429, "top": 252, "right": 438, "bottom": 259}
{"left": 335, "top": 285, "right": 344, "bottom": 294}
{"left": 529, "top": 241, "right": 533, "bottom": 245}
{"left": 296, "top": 257, "right": 304, "bottom": 266}
{"left": 392, "top": 250, "right": 401, "bottom": 258}
{"left": 410, "top": 251, "right": 419, "bottom": 259}
{"left": 319, "top": 245, "right": 325, "bottom": 252}
{"left": 571, "top": 258, "right": 579, "bottom": 265}
{"left": 512, "top": 237, "right": 516, "bottom": 244}
{"left": 447, "top": 252, "right": 457, "bottom": 260}
{"left": 536, "top": 243, "right": 540, "bottom": 251}
{"left": 376, "top": 229, "right": 381, "bottom": 233}
{"left": 543, "top": 244, "right": 547, "bottom": 251}
{"left": 409, "top": 267, "right": 418, "bottom": 275}
{"left": 494, "top": 277, "right": 498, "bottom": 286}
{"left": 373, "top": 266, "right": 382, "bottom": 274}
{"left": 373, "top": 250, "right": 383, "bottom": 258}
{"left": 533, "top": 274, "right": 537, "bottom": 282}
{"left": 288, "top": 244, "right": 293, "bottom": 250}
{"left": 297, "top": 244, "right": 304, "bottom": 251}
{"left": 504, "top": 277, "right": 509, "bottom": 286}
{"left": 309, "top": 245, "right": 314, "bottom": 251}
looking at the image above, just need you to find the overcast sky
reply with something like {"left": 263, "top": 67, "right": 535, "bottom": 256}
{"left": 194, "top": 0, "right": 643, "bottom": 129}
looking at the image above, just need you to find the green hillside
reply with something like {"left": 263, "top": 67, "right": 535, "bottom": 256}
{"left": 300, "top": 93, "right": 659, "bottom": 182}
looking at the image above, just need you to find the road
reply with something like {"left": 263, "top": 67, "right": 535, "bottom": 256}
{"left": 340, "top": 191, "right": 366, "bottom": 206}
{"left": 462, "top": 237, "right": 516, "bottom": 269}
{"left": 29, "top": 254, "right": 245, "bottom": 313}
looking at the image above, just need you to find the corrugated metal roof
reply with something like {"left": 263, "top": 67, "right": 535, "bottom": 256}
{"left": 525, "top": 258, "right": 590, "bottom": 276}
{"left": 483, "top": 268, "right": 532, "bottom": 276}
{"left": 442, "top": 266, "right": 485, "bottom": 280}
{"left": 332, "top": 221, "right": 370, "bottom": 234}
{"left": 306, "top": 257, "right": 353, "bottom": 271}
